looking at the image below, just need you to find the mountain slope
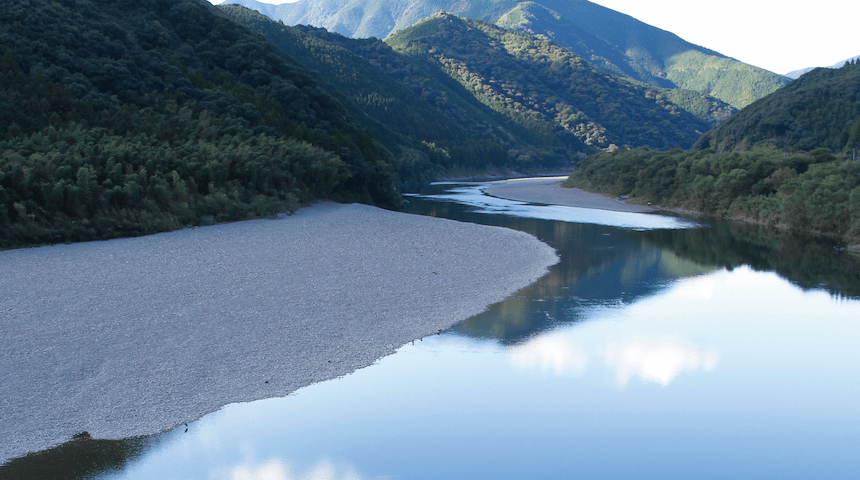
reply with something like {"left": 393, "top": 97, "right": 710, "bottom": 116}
{"left": 225, "top": 0, "right": 789, "bottom": 109}
{"left": 496, "top": 2, "right": 735, "bottom": 123}
{"left": 496, "top": 1, "right": 788, "bottom": 109}
{"left": 0, "top": 0, "right": 401, "bottom": 248}
{"left": 219, "top": 5, "right": 574, "bottom": 178}
{"left": 566, "top": 61, "right": 860, "bottom": 243}
{"left": 695, "top": 61, "right": 860, "bottom": 153}
{"left": 384, "top": 13, "right": 710, "bottom": 151}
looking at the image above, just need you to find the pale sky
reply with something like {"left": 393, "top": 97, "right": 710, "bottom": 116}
{"left": 210, "top": 0, "right": 858, "bottom": 74}
{"left": 590, "top": 0, "right": 859, "bottom": 74}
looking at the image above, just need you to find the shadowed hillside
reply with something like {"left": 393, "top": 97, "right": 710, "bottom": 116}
{"left": 695, "top": 61, "right": 860, "bottom": 153}
{"left": 225, "top": 0, "right": 789, "bottom": 109}
{"left": 0, "top": 0, "right": 400, "bottom": 248}
{"left": 220, "top": 5, "right": 576, "bottom": 178}
{"left": 384, "top": 13, "right": 711, "bottom": 151}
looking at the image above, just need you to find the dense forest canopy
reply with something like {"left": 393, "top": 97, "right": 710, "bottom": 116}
{"left": 566, "top": 62, "right": 860, "bottom": 246}
{"left": 695, "top": 62, "right": 860, "bottom": 153}
{"left": 384, "top": 13, "right": 711, "bottom": 152}
{"left": 0, "top": 0, "right": 399, "bottom": 248}
{"left": 220, "top": 5, "right": 563, "bottom": 179}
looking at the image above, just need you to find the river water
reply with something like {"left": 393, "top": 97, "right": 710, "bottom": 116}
{"left": 4, "top": 181, "right": 860, "bottom": 479}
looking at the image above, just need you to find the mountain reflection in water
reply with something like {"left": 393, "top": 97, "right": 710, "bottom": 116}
{"left": 4, "top": 181, "right": 859, "bottom": 480}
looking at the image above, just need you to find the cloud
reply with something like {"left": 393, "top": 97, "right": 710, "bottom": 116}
{"left": 604, "top": 337, "right": 718, "bottom": 387}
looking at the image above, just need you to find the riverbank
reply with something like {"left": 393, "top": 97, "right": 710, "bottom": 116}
{"left": 483, "top": 177, "right": 657, "bottom": 213}
{"left": 519, "top": 175, "right": 860, "bottom": 253}
{"left": 0, "top": 202, "right": 558, "bottom": 463}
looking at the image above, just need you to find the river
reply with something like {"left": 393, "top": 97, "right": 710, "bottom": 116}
{"left": 3, "top": 181, "right": 859, "bottom": 479}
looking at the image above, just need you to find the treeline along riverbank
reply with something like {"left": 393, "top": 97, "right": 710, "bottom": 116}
{"left": 565, "top": 146, "right": 860, "bottom": 247}
{"left": 566, "top": 61, "right": 860, "bottom": 248}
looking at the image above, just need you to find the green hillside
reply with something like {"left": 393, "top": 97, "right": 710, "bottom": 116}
{"left": 219, "top": 5, "right": 571, "bottom": 178}
{"left": 0, "top": 0, "right": 400, "bottom": 248}
{"left": 566, "top": 61, "right": 860, "bottom": 245}
{"left": 663, "top": 51, "right": 786, "bottom": 109}
{"left": 695, "top": 62, "right": 860, "bottom": 153}
{"left": 226, "top": 0, "right": 789, "bottom": 109}
{"left": 496, "top": 2, "right": 736, "bottom": 125}
{"left": 497, "top": 2, "right": 643, "bottom": 79}
{"left": 384, "top": 13, "right": 710, "bottom": 151}
{"left": 294, "top": 22, "right": 586, "bottom": 168}
{"left": 497, "top": 1, "right": 788, "bottom": 109}
{"left": 223, "top": 7, "right": 712, "bottom": 172}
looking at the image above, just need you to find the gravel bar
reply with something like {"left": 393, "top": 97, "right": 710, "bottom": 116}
{"left": 0, "top": 202, "right": 558, "bottom": 462}
{"left": 483, "top": 176, "right": 657, "bottom": 213}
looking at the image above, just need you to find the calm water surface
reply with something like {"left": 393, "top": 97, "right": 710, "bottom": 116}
{"left": 6, "top": 181, "right": 860, "bottom": 479}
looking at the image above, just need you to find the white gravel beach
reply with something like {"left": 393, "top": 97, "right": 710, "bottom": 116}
{"left": 484, "top": 176, "right": 656, "bottom": 213}
{"left": 0, "top": 202, "right": 557, "bottom": 463}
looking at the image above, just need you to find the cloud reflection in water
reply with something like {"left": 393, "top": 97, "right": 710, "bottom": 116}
{"left": 509, "top": 334, "right": 589, "bottom": 375}
{"left": 507, "top": 268, "right": 733, "bottom": 387}
{"left": 605, "top": 337, "right": 719, "bottom": 387}
{"left": 510, "top": 331, "right": 718, "bottom": 387}
{"left": 231, "top": 458, "right": 363, "bottom": 480}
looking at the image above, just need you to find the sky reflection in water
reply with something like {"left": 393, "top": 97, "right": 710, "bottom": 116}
{"left": 103, "top": 267, "right": 860, "bottom": 480}
{"left": 95, "top": 183, "right": 860, "bottom": 480}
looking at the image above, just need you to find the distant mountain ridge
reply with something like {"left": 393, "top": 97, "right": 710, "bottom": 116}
{"left": 224, "top": 0, "right": 519, "bottom": 39}
{"left": 785, "top": 54, "right": 860, "bottom": 79}
{"left": 223, "top": 7, "right": 712, "bottom": 159}
{"left": 383, "top": 12, "right": 710, "bottom": 150}
{"left": 497, "top": 1, "right": 787, "bottom": 109}
{"left": 224, "top": 0, "right": 789, "bottom": 109}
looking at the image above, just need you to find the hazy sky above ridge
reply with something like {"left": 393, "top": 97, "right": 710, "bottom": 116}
{"left": 209, "top": 0, "right": 858, "bottom": 75}
{"left": 591, "top": 0, "right": 858, "bottom": 74}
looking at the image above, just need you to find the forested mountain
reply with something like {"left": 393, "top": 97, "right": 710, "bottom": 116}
{"left": 1, "top": 0, "right": 714, "bottom": 248}
{"left": 566, "top": 61, "right": 860, "bottom": 245}
{"left": 0, "top": 0, "right": 812, "bottom": 251}
{"left": 223, "top": 7, "right": 711, "bottom": 163}
{"left": 494, "top": 2, "right": 736, "bottom": 124}
{"left": 219, "top": 5, "right": 572, "bottom": 177}
{"left": 0, "top": 0, "right": 400, "bottom": 248}
{"left": 496, "top": 1, "right": 787, "bottom": 109}
{"left": 695, "top": 62, "right": 860, "bottom": 153}
{"left": 382, "top": 12, "right": 710, "bottom": 151}
{"left": 225, "top": 0, "right": 789, "bottom": 109}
